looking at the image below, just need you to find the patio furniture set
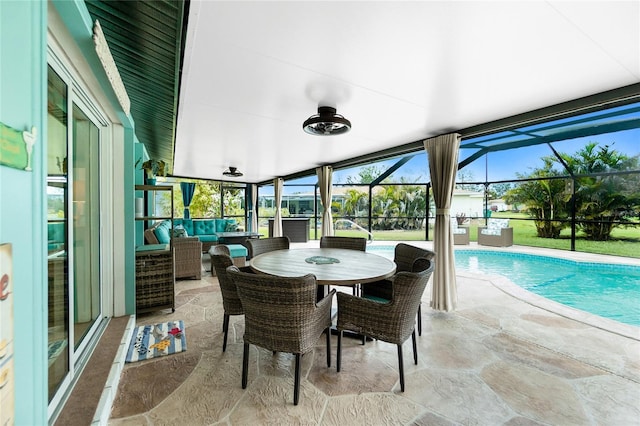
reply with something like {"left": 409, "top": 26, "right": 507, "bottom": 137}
{"left": 452, "top": 217, "right": 513, "bottom": 247}
{"left": 212, "top": 236, "right": 435, "bottom": 405}
{"left": 136, "top": 216, "right": 259, "bottom": 314}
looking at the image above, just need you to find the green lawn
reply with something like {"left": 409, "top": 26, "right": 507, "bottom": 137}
{"left": 258, "top": 214, "right": 640, "bottom": 259}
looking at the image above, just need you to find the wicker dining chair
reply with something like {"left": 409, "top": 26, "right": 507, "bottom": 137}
{"left": 246, "top": 236, "right": 290, "bottom": 260}
{"left": 360, "top": 243, "right": 435, "bottom": 336}
{"left": 226, "top": 265, "right": 335, "bottom": 405}
{"left": 336, "top": 263, "right": 434, "bottom": 392}
{"left": 320, "top": 236, "right": 367, "bottom": 251}
{"left": 320, "top": 236, "right": 367, "bottom": 295}
{"left": 210, "top": 245, "right": 253, "bottom": 352}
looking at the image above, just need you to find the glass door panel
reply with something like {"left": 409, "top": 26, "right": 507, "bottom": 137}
{"left": 71, "top": 105, "right": 101, "bottom": 348}
{"left": 47, "top": 66, "right": 70, "bottom": 401}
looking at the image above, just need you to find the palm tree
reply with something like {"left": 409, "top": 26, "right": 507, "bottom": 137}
{"left": 562, "top": 143, "right": 640, "bottom": 240}
{"left": 504, "top": 158, "right": 568, "bottom": 238}
{"left": 342, "top": 188, "right": 368, "bottom": 218}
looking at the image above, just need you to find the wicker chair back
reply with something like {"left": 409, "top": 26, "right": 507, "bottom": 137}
{"left": 319, "top": 236, "right": 367, "bottom": 251}
{"left": 246, "top": 236, "right": 290, "bottom": 259}
{"left": 361, "top": 244, "right": 435, "bottom": 301}
{"left": 394, "top": 243, "right": 436, "bottom": 273}
{"left": 210, "top": 245, "right": 243, "bottom": 316}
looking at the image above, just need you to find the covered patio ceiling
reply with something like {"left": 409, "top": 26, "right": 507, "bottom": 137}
{"left": 86, "top": 1, "right": 639, "bottom": 184}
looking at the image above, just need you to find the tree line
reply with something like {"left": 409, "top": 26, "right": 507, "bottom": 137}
{"left": 504, "top": 142, "right": 640, "bottom": 240}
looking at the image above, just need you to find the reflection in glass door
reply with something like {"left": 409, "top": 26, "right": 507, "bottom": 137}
{"left": 47, "top": 66, "right": 70, "bottom": 401}
{"left": 71, "top": 105, "right": 101, "bottom": 348}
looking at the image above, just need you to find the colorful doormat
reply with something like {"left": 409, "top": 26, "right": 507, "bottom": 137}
{"left": 126, "top": 320, "right": 187, "bottom": 363}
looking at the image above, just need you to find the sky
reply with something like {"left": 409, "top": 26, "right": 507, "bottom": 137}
{"left": 293, "top": 124, "right": 639, "bottom": 186}
{"left": 270, "top": 105, "right": 640, "bottom": 195}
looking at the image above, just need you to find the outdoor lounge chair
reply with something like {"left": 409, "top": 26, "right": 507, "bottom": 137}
{"left": 227, "top": 266, "right": 335, "bottom": 405}
{"left": 451, "top": 217, "right": 470, "bottom": 245}
{"left": 336, "top": 263, "right": 434, "bottom": 392}
{"left": 477, "top": 218, "right": 513, "bottom": 247}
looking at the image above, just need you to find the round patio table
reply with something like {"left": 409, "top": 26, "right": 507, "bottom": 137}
{"left": 249, "top": 247, "right": 396, "bottom": 286}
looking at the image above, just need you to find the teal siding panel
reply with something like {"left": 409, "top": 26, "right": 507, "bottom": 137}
{"left": 0, "top": 1, "right": 48, "bottom": 425}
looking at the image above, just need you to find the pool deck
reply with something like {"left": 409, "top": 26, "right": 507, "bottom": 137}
{"left": 104, "top": 242, "right": 640, "bottom": 425}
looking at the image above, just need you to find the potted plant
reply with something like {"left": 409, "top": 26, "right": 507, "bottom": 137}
{"left": 136, "top": 158, "right": 166, "bottom": 184}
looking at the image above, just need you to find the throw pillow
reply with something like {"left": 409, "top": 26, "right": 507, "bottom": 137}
{"left": 172, "top": 225, "right": 188, "bottom": 238}
{"left": 225, "top": 221, "right": 239, "bottom": 232}
{"left": 153, "top": 222, "right": 171, "bottom": 244}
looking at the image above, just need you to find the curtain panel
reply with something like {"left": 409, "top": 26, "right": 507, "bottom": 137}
{"left": 273, "top": 178, "right": 284, "bottom": 237}
{"left": 424, "top": 133, "right": 461, "bottom": 311}
{"left": 250, "top": 183, "right": 258, "bottom": 233}
{"left": 316, "top": 165, "right": 334, "bottom": 237}
{"left": 180, "top": 182, "right": 196, "bottom": 219}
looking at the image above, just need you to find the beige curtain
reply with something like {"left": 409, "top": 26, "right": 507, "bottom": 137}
{"left": 424, "top": 133, "right": 461, "bottom": 311}
{"left": 250, "top": 183, "right": 258, "bottom": 233}
{"left": 273, "top": 178, "right": 284, "bottom": 237}
{"left": 316, "top": 165, "right": 334, "bottom": 237}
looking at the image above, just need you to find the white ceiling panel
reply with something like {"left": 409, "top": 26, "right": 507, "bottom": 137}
{"left": 174, "top": 1, "right": 640, "bottom": 183}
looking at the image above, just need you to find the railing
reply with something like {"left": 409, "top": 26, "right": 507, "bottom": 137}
{"left": 334, "top": 218, "right": 374, "bottom": 243}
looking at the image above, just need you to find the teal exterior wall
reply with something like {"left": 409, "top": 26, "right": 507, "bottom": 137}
{"left": 0, "top": 1, "right": 48, "bottom": 424}
{"left": 0, "top": 0, "right": 138, "bottom": 422}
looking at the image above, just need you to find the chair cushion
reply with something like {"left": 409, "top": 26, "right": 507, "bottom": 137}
{"left": 196, "top": 234, "right": 219, "bottom": 242}
{"left": 481, "top": 219, "right": 510, "bottom": 236}
{"left": 194, "top": 219, "right": 216, "bottom": 235}
{"left": 136, "top": 243, "right": 169, "bottom": 252}
{"left": 481, "top": 227, "right": 501, "bottom": 236}
{"left": 226, "top": 244, "right": 248, "bottom": 258}
{"left": 450, "top": 217, "right": 466, "bottom": 234}
{"left": 215, "top": 219, "right": 229, "bottom": 232}
{"left": 362, "top": 294, "right": 391, "bottom": 304}
{"left": 490, "top": 219, "right": 509, "bottom": 228}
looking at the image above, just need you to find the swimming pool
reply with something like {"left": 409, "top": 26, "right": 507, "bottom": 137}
{"left": 366, "top": 246, "right": 640, "bottom": 327}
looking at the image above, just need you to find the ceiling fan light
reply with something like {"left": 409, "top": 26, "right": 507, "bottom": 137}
{"left": 303, "top": 106, "right": 351, "bottom": 136}
{"left": 223, "top": 166, "right": 243, "bottom": 177}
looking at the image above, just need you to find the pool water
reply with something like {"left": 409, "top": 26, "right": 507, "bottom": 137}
{"left": 367, "top": 246, "right": 640, "bottom": 327}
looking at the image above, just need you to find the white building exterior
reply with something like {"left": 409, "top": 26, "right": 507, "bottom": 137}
{"left": 451, "top": 190, "right": 485, "bottom": 219}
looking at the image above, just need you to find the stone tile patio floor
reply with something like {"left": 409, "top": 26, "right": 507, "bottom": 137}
{"left": 109, "top": 242, "right": 640, "bottom": 425}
